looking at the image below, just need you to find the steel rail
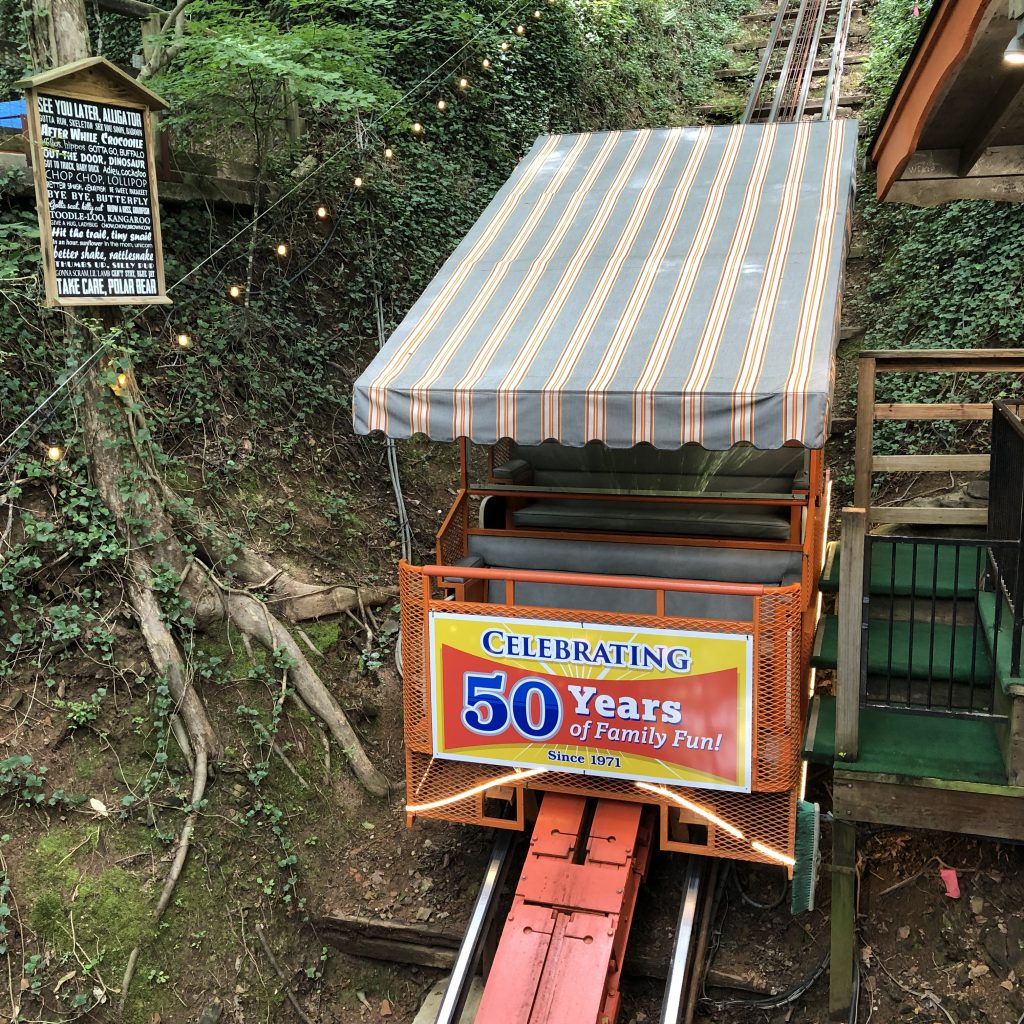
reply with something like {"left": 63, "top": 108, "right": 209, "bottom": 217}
{"left": 741, "top": 0, "right": 792, "bottom": 124}
{"left": 661, "top": 858, "right": 708, "bottom": 1024}
{"left": 794, "top": 0, "right": 831, "bottom": 119}
{"left": 767, "top": 0, "right": 812, "bottom": 122}
{"left": 820, "top": 0, "right": 855, "bottom": 118}
{"left": 433, "top": 830, "right": 516, "bottom": 1024}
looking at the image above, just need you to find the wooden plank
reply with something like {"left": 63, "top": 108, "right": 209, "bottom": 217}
{"left": 316, "top": 915, "right": 462, "bottom": 969}
{"left": 853, "top": 356, "right": 875, "bottom": 509}
{"left": 874, "top": 403, "right": 993, "bottom": 420}
{"left": 871, "top": 454, "right": 990, "bottom": 472}
{"left": 836, "top": 509, "right": 866, "bottom": 762}
{"left": 866, "top": 349, "right": 1024, "bottom": 371}
{"left": 829, "top": 819, "right": 857, "bottom": 1020}
{"left": 870, "top": 507, "right": 988, "bottom": 525}
{"left": 832, "top": 773, "right": 1024, "bottom": 840}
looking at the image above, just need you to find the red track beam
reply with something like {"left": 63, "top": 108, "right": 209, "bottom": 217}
{"left": 475, "top": 795, "right": 653, "bottom": 1024}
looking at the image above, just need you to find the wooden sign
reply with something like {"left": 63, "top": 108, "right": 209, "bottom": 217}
{"left": 19, "top": 57, "right": 171, "bottom": 307}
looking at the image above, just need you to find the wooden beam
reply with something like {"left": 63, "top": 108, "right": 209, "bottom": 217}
{"left": 872, "top": 454, "right": 990, "bottom": 472}
{"left": 869, "top": 0, "right": 991, "bottom": 199}
{"left": 866, "top": 349, "right": 1024, "bottom": 372}
{"left": 832, "top": 771, "right": 1024, "bottom": 840}
{"left": 316, "top": 915, "right": 463, "bottom": 970}
{"left": 836, "top": 508, "right": 867, "bottom": 762}
{"left": 853, "top": 356, "right": 875, "bottom": 508}
{"left": 829, "top": 819, "right": 857, "bottom": 1020}
{"left": 958, "top": 66, "right": 1024, "bottom": 176}
{"left": 870, "top": 506, "right": 988, "bottom": 525}
{"left": 874, "top": 402, "right": 993, "bottom": 420}
{"left": 95, "top": 0, "right": 168, "bottom": 16}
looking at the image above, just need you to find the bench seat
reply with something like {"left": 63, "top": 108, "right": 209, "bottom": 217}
{"left": 511, "top": 498, "right": 792, "bottom": 540}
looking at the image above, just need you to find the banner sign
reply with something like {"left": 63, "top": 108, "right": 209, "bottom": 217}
{"left": 429, "top": 612, "right": 753, "bottom": 792}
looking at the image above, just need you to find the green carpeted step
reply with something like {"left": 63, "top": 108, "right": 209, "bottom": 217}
{"left": 811, "top": 614, "right": 992, "bottom": 683}
{"left": 802, "top": 694, "right": 1008, "bottom": 786}
{"left": 819, "top": 539, "right": 982, "bottom": 598}
{"left": 976, "top": 591, "right": 1024, "bottom": 694}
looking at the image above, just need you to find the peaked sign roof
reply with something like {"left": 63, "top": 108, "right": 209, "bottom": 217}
{"left": 354, "top": 119, "right": 858, "bottom": 450}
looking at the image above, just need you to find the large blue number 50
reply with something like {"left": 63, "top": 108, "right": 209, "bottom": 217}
{"left": 462, "top": 671, "right": 510, "bottom": 735}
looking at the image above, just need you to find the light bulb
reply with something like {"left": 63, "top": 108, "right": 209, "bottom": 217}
{"left": 176, "top": 333, "right": 192, "bottom": 348}
{"left": 458, "top": 77, "right": 470, "bottom": 90}
{"left": 229, "top": 284, "right": 243, "bottom": 299}
{"left": 482, "top": 57, "right": 491, "bottom": 69}
{"left": 47, "top": 445, "right": 64, "bottom": 462}
{"left": 436, "top": 99, "right": 447, "bottom": 111}
{"left": 410, "top": 121, "right": 424, "bottom": 135}
{"left": 354, "top": 176, "right": 363, "bottom": 188}
{"left": 500, "top": 41, "right": 510, "bottom": 51}
{"left": 315, "top": 205, "right": 329, "bottom": 220}
{"left": 515, "top": 24, "right": 526, "bottom": 35}
{"left": 384, "top": 146, "right": 394, "bottom": 159}
{"left": 533, "top": 9, "right": 542, "bottom": 17}
{"left": 275, "top": 242, "right": 289, "bottom": 257}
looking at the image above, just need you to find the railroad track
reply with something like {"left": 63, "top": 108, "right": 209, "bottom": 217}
{"left": 743, "top": 0, "right": 859, "bottom": 123}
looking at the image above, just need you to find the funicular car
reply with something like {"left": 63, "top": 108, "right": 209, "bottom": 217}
{"left": 353, "top": 118, "right": 857, "bottom": 1021}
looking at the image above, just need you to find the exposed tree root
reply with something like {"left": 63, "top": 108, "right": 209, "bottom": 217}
{"left": 186, "top": 509, "right": 398, "bottom": 622}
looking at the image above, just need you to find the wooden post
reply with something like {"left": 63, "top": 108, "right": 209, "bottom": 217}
{"left": 829, "top": 818, "right": 857, "bottom": 1020}
{"left": 853, "top": 354, "right": 876, "bottom": 510}
{"left": 836, "top": 507, "right": 867, "bottom": 761}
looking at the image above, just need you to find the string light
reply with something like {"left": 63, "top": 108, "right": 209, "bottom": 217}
{"left": 315, "top": 205, "right": 330, "bottom": 220}
{"left": 635, "top": 782, "right": 746, "bottom": 840}
{"left": 458, "top": 77, "right": 470, "bottom": 90}
{"left": 751, "top": 841, "right": 796, "bottom": 868}
{"left": 436, "top": 99, "right": 448, "bottom": 112}
{"left": 354, "top": 176, "right": 364, "bottom": 188}
{"left": 406, "top": 768, "right": 548, "bottom": 814}
{"left": 275, "top": 242, "right": 289, "bottom": 257}
{"left": 46, "top": 445, "right": 64, "bottom": 462}
{"left": 176, "top": 332, "right": 192, "bottom": 349}
{"left": 384, "top": 147, "right": 395, "bottom": 160}
{"left": 410, "top": 121, "right": 424, "bottom": 135}
{"left": 533, "top": 9, "right": 542, "bottom": 17}
{"left": 482, "top": 57, "right": 492, "bottom": 68}
{"left": 228, "top": 284, "right": 243, "bottom": 300}
{"left": 500, "top": 41, "right": 510, "bottom": 51}
{"left": 515, "top": 24, "right": 526, "bottom": 35}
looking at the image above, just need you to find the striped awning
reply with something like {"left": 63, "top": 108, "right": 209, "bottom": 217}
{"left": 354, "top": 119, "right": 857, "bottom": 450}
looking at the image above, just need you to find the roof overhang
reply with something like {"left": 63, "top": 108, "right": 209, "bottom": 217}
{"left": 354, "top": 121, "right": 858, "bottom": 451}
{"left": 869, "top": 0, "right": 1024, "bottom": 204}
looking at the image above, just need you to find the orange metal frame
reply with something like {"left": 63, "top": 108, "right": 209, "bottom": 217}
{"left": 400, "top": 444, "right": 827, "bottom": 868}
{"left": 475, "top": 794, "right": 653, "bottom": 1024}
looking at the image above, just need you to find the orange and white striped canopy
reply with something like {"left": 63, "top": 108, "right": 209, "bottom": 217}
{"left": 354, "top": 119, "right": 857, "bottom": 450}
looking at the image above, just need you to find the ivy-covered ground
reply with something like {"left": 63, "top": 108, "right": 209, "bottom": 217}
{"left": 0, "top": 0, "right": 753, "bottom": 1020}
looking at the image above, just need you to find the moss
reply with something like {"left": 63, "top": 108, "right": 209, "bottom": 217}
{"left": 295, "top": 620, "right": 340, "bottom": 653}
{"left": 196, "top": 622, "right": 268, "bottom": 679}
{"left": 24, "top": 824, "right": 155, "bottom": 972}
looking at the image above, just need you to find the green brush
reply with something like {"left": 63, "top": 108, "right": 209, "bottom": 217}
{"left": 790, "top": 799, "right": 820, "bottom": 914}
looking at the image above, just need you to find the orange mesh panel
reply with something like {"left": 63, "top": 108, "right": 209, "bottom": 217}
{"left": 436, "top": 492, "right": 469, "bottom": 566}
{"left": 400, "top": 564, "right": 805, "bottom": 866}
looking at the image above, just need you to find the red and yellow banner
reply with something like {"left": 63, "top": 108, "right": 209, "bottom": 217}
{"left": 429, "top": 612, "right": 753, "bottom": 792}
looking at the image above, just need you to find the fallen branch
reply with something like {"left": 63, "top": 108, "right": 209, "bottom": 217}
{"left": 255, "top": 925, "right": 315, "bottom": 1024}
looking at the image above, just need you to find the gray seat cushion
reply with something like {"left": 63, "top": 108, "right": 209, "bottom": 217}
{"left": 467, "top": 535, "right": 801, "bottom": 585}
{"left": 486, "top": 579, "right": 754, "bottom": 620}
{"left": 502, "top": 442, "right": 808, "bottom": 492}
{"left": 512, "top": 499, "right": 791, "bottom": 540}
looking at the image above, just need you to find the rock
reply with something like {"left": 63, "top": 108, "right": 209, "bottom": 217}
{"left": 982, "top": 926, "right": 1011, "bottom": 976}
{"left": 0, "top": 689, "right": 24, "bottom": 713}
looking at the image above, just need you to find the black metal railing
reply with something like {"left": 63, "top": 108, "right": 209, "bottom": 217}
{"left": 859, "top": 535, "right": 1017, "bottom": 718}
{"left": 988, "top": 399, "right": 1024, "bottom": 675}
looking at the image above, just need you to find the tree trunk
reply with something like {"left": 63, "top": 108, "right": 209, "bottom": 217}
{"left": 22, "top": 0, "right": 90, "bottom": 69}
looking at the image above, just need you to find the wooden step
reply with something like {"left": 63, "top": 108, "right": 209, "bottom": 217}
{"left": 819, "top": 539, "right": 983, "bottom": 599}
{"left": 812, "top": 615, "right": 993, "bottom": 683}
